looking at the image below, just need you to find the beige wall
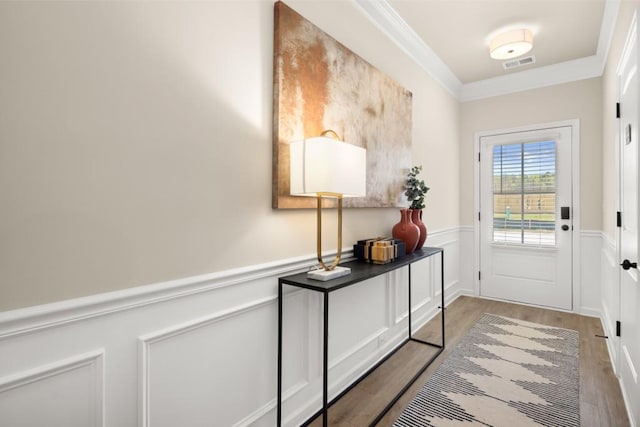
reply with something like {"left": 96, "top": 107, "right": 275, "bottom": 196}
{"left": 602, "top": 2, "right": 637, "bottom": 241}
{"left": 0, "top": 1, "right": 460, "bottom": 311}
{"left": 460, "top": 78, "right": 603, "bottom": 229}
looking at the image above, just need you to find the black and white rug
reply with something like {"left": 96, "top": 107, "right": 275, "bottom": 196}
{"left": 394, "top": 313, "right": 580, "bottom": 427}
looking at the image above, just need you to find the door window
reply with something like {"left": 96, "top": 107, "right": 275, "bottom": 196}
{"left": 492, "top": 141, "right": 556, "bottom": 246}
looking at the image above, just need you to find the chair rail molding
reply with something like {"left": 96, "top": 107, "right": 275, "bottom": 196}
{"left": 0, "top": 227, "right": 464, "bottom": 427}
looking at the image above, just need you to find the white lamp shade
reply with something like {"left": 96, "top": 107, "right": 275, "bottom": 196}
{"left": 290, "top": 136, "right": 366, "bottom": 198}
{"left": 489, "top": 29, "right": 533, "bottom": 60}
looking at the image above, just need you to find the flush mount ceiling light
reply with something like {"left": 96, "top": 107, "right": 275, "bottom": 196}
{"left": 489, "top": 29, "right": 533, "bottom": 60}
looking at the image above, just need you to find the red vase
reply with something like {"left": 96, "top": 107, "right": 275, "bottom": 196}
{"left": 411, "top": 209, "right": 427, "bottom": 250}
{"left": 392, "top": 209, "right": 420, "bottom": 254}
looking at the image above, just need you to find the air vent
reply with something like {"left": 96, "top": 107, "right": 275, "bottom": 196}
{"left": 503, "top": 55, "right": 536, "bottom": 70}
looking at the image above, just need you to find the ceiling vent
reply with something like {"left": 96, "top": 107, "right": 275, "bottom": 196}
{"left": 503, "top": 55, "right": 536, "bottom": 70}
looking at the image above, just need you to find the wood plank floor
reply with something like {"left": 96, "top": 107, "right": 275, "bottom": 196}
{"left": 308, "top": 296, "right": 630, "bottom": 427}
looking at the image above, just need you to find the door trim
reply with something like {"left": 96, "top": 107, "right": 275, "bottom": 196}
{"left": 473, "top": 119, "right": 581, "bottom": 311}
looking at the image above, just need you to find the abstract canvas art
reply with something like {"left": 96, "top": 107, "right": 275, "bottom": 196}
{"left": 272, "top": 1, "right": 413, "bottom": 209}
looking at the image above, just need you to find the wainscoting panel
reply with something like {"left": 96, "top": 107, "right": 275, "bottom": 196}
{"left": 410, "top": 257, "right": 435, "bottom": 312}
{"left": 0, "top": 228, "right": 463, "bottom": 427}
{"left": 458, "top": 226, "right": 477, "bottom": 298}
{"left": 139, "top": 297, "right": 280, "bottom": 427}
{"left": 327, "top": 274, "right": 388, "bottom": 365}
{"left": 579, "top": 231, "right": 604, "bottom": 316}
{"left": 393, "top": 266, "right": 411, "bottom": 324}
{"left": 0, "top": 350, "right": 104, "bottom": 427}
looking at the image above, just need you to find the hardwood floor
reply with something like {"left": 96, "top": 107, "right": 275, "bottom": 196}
{"left": 308, "top": 296, "right": 630, "bottom": 427}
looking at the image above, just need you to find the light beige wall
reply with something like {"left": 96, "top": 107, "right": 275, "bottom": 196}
{"left": 460, "top": 78, "right": 603, "bottom": 229}
{"left": 602, "top": 2, "right": 637, "bottom": 241}
{"left": 0, "top": 1, "right": 460, "bottom": 311}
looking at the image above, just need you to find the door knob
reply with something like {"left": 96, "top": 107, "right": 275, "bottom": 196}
{"left": 561, "top": 225, "right": 570, "bottom": 231}
{"left": 620, "top": 259, "right": 637, "bottom": 270}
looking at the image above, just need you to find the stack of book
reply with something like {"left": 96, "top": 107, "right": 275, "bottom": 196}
{"left": 353, "top": 237, "right": 406, "bottom": 264}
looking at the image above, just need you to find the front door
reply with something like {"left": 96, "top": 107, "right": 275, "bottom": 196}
{"left": 479, "top": 125, "right": 573, "bottom": 310}
{"left": 618, "top": 11, "right": 640, "bottom": 424}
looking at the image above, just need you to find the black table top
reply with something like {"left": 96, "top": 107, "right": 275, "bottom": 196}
{"left": 278, "top": 246, "right": 443, "bottom": 293}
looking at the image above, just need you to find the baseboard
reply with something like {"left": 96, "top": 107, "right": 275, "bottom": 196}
{"left": 578, "top": 307, "right": 601, "bottom": 318}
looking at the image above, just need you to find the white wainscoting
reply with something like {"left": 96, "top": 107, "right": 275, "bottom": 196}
{"left": 580, "top": 231, "right": 604, "bottom": 317}
{"left": 458, "top": 226, "right": 477, "bottom": 297}
{"left": 0, "top": 349, "right": 104, "bottom": 427}
{"left": 459, "top": 226, "right": 603, "bottom": 316}
{"left": 0, "top": 228, "right": 463, "bottom": 427}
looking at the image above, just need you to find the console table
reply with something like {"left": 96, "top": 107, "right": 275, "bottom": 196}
{"left": 277, "top": 247, "right": 445, "bottom": 427}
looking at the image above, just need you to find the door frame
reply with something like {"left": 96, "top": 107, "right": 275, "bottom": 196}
{"left": 473, "top": 119, "right": 581, "bottom": 311}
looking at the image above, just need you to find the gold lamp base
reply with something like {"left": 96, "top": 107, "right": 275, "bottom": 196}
{"left": 306, "top": 192, "right": 350, "bottom": 281}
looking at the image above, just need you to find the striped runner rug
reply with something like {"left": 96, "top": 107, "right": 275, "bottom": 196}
{"left": 394, "top": 313, "right": 579, "bottom": 427}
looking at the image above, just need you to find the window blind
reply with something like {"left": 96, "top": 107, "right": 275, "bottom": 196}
{"left": 492, "top": 141, "right": 556, "bottom": 246}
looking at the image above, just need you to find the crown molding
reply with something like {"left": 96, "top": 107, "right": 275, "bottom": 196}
{"left": 351, "top": 0, "right": 462, "bottom": 99}
{"left": 353, "top": 0, "right": 621, "bottom": 102}
{"left": 596, "top": 0, "right": 622, "bottom": 71}
{"left": 459, "top": 55, "right": 603, "bottom": 102}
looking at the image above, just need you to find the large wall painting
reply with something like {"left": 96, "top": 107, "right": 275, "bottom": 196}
{"left": 272, "top": 1, "right": 412, "bottom": 209}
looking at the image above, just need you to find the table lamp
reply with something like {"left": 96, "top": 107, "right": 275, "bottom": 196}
{"left": 290, "top": 130, "right": 367, "bottom": 281}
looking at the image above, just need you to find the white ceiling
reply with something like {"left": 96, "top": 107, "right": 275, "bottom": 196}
{"left": 354, "top": 0, "right": 621, "bottom": 101}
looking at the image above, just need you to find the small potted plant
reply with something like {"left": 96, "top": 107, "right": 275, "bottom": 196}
{"left": 404, "top": 165, "right": 430, "bottom": 211}
{"left": 392, "top": 166, "right": 429, "bottom": 252}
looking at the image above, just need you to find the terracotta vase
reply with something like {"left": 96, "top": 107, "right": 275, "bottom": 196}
{"left": 392, "top": 209, "right": 420, "bottom": 254}
{"left": 411, "top": 209, "right": 428, "bottom": 250}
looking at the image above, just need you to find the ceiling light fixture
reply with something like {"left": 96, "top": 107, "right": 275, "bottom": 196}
{"left": 489, "top": 29, "right": 533, "bottom": 60}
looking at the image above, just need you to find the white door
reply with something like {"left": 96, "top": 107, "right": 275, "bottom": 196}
{"left": 618, "top": 10, "right": 640, "bottom": 424}
{"left": 479, "top": 125, "right": 573, "bottom": 310}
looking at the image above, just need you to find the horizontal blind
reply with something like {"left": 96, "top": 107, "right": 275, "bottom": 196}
{"left": 492, "top": 141, "right": 556, "bottom": 246}
{"left": 493, "top": 142, "right": 555, "bottom": 194}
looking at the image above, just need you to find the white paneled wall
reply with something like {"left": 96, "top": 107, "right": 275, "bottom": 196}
{"left": 459, "top": 227, "right": 604, "bottom": 317}
{"left": 0, "top": 228, "right": 462, "bottom": 427}
{"left": 0, "top": 227, "right": 610, "bottom": 426}
{"left": 0, "top": 350, "right": 104, "bottom": 427}
{"left": 580, "top": 231, "right": 605, "bottom": 316}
